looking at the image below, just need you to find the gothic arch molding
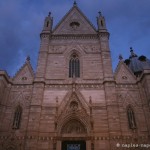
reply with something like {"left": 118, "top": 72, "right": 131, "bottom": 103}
{"left": 64, "top": 47, "right": 84, "bottom": 79}
{"left": 57, "top": 115, "right": 90, "bottom": 136}
{"left": 64, "top": 44, "right": 85, "bottom": 59}
{"left": 69, "top": 53, "right": 80, "bottom": 78}
{"left": 56, "top": 91, "right": 91, "bottom": 136}
{"left": 66, "top": 49, "right": 82, "bottom": 59}
{"left": 61, "top": 119, "right": 87, "bottom": 134}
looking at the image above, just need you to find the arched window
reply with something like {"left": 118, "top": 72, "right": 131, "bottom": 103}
{"left": 69, "top": 53, "right": 80, "bottom": 78}
{"left": 127, "top": 106, "right": 136, "bottom": 129}
{"left": 12, "top": 105, "right": 22, "bottom": 129}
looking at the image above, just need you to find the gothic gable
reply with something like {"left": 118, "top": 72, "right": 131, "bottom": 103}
{"left": 114, "top": 61, "right": 136, "bottom": 84}
{"left": 118, "top": 91, "right": 141, "bottom": 108}
{"left": 56, "top": 91, "right": 91, "bottom": 134}
{"left": 9, "top": 90, "right": 32, "bottom": 108}
{"left": 58, "top": 91, "right": 89, "bottom": 116}
{"left": 53, "top": 5, "right": 97, "bottom": 35}
{"left": 13, "top": 59, "right": 34, "bottom": 84}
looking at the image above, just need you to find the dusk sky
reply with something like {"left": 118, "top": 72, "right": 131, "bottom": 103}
{"left": 0, "top": 0, "right": 150, "bottom": 76}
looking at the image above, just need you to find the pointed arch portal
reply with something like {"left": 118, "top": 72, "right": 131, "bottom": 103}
{"left": 61, "top": 119, "right": 87, "bottom": 150}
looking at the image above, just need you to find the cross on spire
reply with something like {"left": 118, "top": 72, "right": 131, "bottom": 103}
{"left": 26, "top": 56, "right": 30, "bottom": 61}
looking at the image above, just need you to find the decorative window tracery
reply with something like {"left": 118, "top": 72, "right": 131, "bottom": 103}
{"left": 69, "top": 53, "right": 80, "bottom": 78}
{"left": 127, "top": 106, "right": 136, "bottom": 129}
{"left": 12, "top": 105, "right": 22, "bottom": 129}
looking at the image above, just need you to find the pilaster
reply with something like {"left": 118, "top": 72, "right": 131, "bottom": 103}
{"left": 104, "top": 82, "right": 122, "bottom": 145}
{"left": 36, "top": 34, "right": 50, "bottom": 79}
{"left": 99, "top": 32, "right": 114, "bottom": 82}
{"left": 26, "top": 82, "right": 45, "bottom": 149}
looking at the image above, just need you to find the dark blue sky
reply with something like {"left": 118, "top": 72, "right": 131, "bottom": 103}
{"left": 0, "top": 0, "right": 150, "bottom": 76}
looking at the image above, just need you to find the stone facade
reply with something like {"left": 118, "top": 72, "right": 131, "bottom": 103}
{"left": 0, "top": 3, "right": 150, "bottom": 150}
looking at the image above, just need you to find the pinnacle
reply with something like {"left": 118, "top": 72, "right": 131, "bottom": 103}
{"left": 98, "top": 11, "right": 102, "bottom": 16}
{"left": 48, "top": 12, "right": 51, "bottom": 17}
{"left": 119, "top": 54, "right": 123, "bottom": 61}
{"left": 73, "top": 1, "right": 77, "bottom": 6}
{"left": 26, "top": 56, "right": 30, "bottom": 61}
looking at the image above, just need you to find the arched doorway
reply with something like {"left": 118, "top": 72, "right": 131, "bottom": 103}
{"left": 61, "top": 119, "right": 87, "bottom": 150}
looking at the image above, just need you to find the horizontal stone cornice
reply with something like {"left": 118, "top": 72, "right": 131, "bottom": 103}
{"left": 98, "top": 31, "right": 110, "bottom": 39}
{"left": 0, "top": 135, "right": 149, "bottom": 141}
{"left": 51, "top": 34, "right": 98, "bottom": 40}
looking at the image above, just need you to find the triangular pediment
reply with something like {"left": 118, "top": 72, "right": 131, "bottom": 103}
{"left": 53, "top": 6, "right": 97, "bottom": 35}
{"left": 115, "top": 61, "right": 137, "bottom": 84}
{"left": 60, "top": 92, "right": 89, "bottom": 113}
{"left": 57, "top": 91, "right": 90, "bottom": 118}
{"left": 13, "top": 61, "right": 34, "bottom": 84}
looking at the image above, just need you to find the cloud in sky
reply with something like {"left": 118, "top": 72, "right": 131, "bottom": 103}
{"left": 0, "top": 0, "right": 150, "bottom": 76}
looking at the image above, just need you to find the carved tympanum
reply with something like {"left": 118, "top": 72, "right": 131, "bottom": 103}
{"left": 61, "top": 120, "right": 86, "bottom": 134}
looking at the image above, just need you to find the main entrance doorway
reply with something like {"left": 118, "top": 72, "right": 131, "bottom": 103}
{"left": 62, "top": 140, "right": 86, "bottom": 150}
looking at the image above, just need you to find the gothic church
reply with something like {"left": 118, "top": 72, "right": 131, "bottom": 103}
{"left": 0, "top": 2, "right": 150, "bottom": 150}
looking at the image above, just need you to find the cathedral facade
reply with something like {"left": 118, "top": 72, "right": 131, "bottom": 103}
{"left": 0, "top": 3, "right": 150, "bottom": 150}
